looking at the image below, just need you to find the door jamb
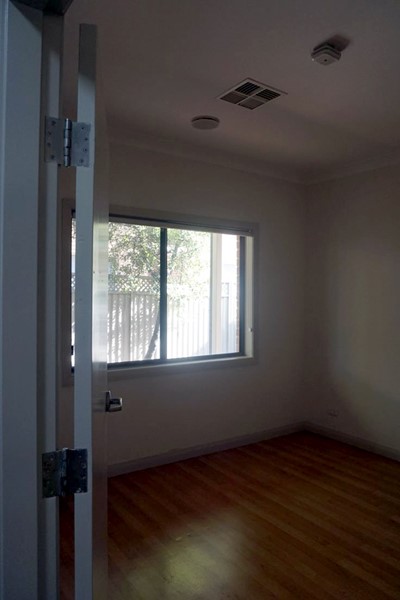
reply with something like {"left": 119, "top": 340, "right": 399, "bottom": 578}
{"left": 0, "top": 2, "right": 43, "bottom": 597}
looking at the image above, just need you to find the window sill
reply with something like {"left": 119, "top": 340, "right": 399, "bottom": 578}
{"left": 108, "top": 355, "right": 256, "bottom": 381}
{"left": 61, "top": 355, "right": 256, "bottom": 388}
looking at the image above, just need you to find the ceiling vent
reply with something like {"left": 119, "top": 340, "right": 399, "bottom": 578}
{"left": 219, "top": 79, "right": 287, "bottom": 110}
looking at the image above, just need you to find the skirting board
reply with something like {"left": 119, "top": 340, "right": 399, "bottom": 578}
{"left": 304, "top": 422, "right": 400, "bottom": 462}
{"left": 108, "top": 422, "right": 305, "bottom": 477}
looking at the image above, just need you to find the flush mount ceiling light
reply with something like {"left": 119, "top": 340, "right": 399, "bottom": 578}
{"left": 191, "top": 115, "right": 220, "bottom": 130}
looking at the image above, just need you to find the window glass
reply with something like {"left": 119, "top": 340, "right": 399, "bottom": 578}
{"left": 71, "top": 216, "right": 249, "bottom": 368}
{"left": 167, "top": 231, "right": 239, "bottom": 359}
{"left": 108, "top": 222, "right": 161, "bottom": 363}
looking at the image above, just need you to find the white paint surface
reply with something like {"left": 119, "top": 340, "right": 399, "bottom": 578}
{"left": 59, "top": 142, "right": 400, "bottom": 469}
{"left": 59, "top": 144, "right": 307, "bottom": 467}
{"left": 107, "top": 146, "right": 307, "bottom": 467}
{"left": 305, "top": 165, "right": 400, "bottom": 452}
{"left": 74, "top": 23, "right": 108, "bottom": 600}
{"left": 63, "top": 0, "right": 400, "bottom": 182}
{"left": 0, "top": 2, "right": 42, "bottom": 597}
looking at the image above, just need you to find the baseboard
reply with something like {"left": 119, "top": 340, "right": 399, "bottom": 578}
{"left": 304, "top": 422, "right": 400, "bottom": 462}
{"left": 108, "top": 422, "right": 305, "bottom": 477}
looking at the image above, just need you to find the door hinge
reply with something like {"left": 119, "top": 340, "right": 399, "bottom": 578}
{"left": 44, "top": 116, "right": 91, "bottom": 167}
{"left": 42, "top": 448, "right": 88, "bottom": 498}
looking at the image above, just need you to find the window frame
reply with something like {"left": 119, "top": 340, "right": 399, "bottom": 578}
{"left": 61, "top": 202, "right": 256, "bottom": 384}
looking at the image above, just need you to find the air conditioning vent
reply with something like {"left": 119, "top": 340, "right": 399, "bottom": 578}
{"left": 219, "top": 78, "right": 286, "bottom": 110}
{"left": 239, "top": 97, "right": 264, "bottom": 110}
{"left": 255, "top": 88, "right": 281, "bottom": 102}
{"left": 220, "top": 91, "right": 245, "bottom": 105}
{"left": 235, "top": 81, "right": 261, "bottom": 95}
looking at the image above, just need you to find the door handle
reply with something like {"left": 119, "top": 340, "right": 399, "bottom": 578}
{"left": 105, "top": 390, "right": 123, "bottom": 413}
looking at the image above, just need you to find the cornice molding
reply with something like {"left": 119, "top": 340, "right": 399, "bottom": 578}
{"left": 109, "top": 131, "right": 305, "bottom": 185}
{"left": 304, "top": 149, "right": 400, "bottom": 185}
{"left": 109, "top": 130, "right": 400, "bottom": 187}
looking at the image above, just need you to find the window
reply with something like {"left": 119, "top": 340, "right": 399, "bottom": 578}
{"left": 69, "top": 209, "right": 254, "bottom": 370}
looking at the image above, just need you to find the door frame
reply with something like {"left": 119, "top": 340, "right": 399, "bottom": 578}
{"left": 37, "top": 11, "right": 64, "bottom": 599}
{"left": 0, "top": 1, "right": 43, "bottom": 597}
{"left": 0, "top": 1, "right": 75, "bottom": 597}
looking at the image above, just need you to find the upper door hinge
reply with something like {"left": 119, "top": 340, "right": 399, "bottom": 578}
{"left": 44, "top": 116, "right": 91, "bottom": 168}
{"left": 42, "top": 448, "right": 88, "bottom": 498}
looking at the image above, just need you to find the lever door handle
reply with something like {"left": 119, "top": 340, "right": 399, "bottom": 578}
{"left": 105, "top": 390, "right": 123, "bottom": 413}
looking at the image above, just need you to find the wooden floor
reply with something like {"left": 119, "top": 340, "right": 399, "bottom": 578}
{"left": 61, "top": 432, "right": 400, "bottom": 599}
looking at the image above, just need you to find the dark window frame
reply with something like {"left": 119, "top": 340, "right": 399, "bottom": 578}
{"left": 62, "top": 202, "right": 255, "bottom": 382}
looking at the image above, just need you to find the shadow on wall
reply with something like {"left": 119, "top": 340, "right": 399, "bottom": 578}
{"left": 307, "top": 371, "right": 399, "bottom": 451}
{"left": 306, "top": 188, "right": 400, "bottom": 453}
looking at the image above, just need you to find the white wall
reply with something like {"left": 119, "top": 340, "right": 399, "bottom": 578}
{"left": 305, "top": 165, "right": 400, "bottom": 453}
{"left": 59, "top": 143, "right": 400, "bottom": 466}
{"left": 60, "top": 144, "right": 306, "bottom": 468}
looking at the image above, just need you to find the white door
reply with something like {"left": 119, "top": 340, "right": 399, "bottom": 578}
{"left": 41, "top": 17, "right": 110, "bottom": 599}
{"left": 73, "top": 23, "right": 109, "bottom": 600}
{"left": 40, "top": 16, "right": 110, "bottom": 599}
{"left": 0, "top": 4, "right": 110, "bottom": 595}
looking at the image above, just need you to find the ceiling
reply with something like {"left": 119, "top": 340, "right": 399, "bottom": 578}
{"left": 66, "top": 0, "right": 400, "bottom": 182}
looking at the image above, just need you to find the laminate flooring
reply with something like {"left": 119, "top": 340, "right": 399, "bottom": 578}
{"left": 60, "top": 432, "right": 400, "bottom": 599}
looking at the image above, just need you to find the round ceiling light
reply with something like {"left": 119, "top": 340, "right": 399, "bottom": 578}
{"left": 191, "top": 115, "right": 220, "bottom": 130}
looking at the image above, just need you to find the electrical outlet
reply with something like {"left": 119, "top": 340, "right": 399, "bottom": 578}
{"left": 328, "top": 409, "right": 339, "bottom": 417}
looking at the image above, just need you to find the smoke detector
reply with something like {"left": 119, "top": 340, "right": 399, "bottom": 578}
{"left": 311, "top": 42, "right": 341, "bottom": 65}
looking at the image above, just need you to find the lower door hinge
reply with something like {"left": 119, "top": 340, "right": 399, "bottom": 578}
{"left": 44, "top": 116, "right": 91, "bottom": 167}
{"left": 42, "top": 448, "right": 88, "bottom": 498}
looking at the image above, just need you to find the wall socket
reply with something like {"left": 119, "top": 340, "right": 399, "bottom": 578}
{"left": 328, "top": 409, "right": 339, "bottom": 418}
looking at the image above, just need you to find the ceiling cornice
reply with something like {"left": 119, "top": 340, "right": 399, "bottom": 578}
{"left": 304, "top": 148, "right": 400, "bottom": 185}
{"left": 109, "top": 130, "right": 400, "bottom": 187}
{"left": 109, "top": 130, "right": 305, "bottom": 185}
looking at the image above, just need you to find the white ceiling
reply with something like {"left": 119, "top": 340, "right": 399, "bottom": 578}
{"left": 66, "top": 0, "right": 400, "bottom": 182}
